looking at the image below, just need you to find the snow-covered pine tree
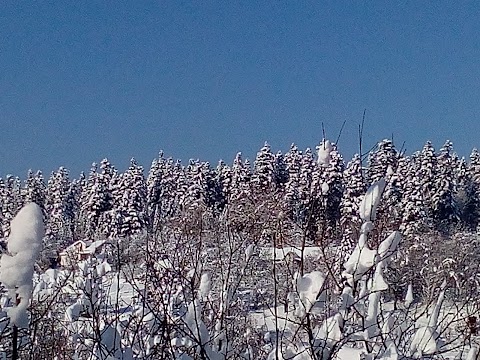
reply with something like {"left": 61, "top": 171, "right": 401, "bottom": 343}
{"left": 317, "top": 140, "right": 345, "bottom": 240}
{"left": 80, "top": 162, "right": 100, "bottom": 236}
{"left": 252, "top": 142, "right": 275, "bottom": 193}
{"left": 229, "top": 152, "right": 251, "bottom": 203}
{"left": 98, "top": 159, "right": 118, "bottom": 238}
{"left": 432, "top": 140, "right": 459, "bottom": 231}
{"left": 216, "top": 160, "right": 230, "bottom": 199}
{"left": 105, "top": 168, "right": 124, "bottom": 237}
{"left": 45, "top": 167, "right": 73, "bottom": 249}
{"left": 375, "top": 153, "right": 406, "bottom": 238}
{"left": 298, "top": 147, "right": 318, "bottom": 241}
{"left": 273, "top": 151, "right": 288, "bottom": 189}
{"left": 146, "top": 155, "right": 182, "bottom": 229}
{"left": 80, "top": 159, "right": 116, "bottom": 238}
{"left": 111, "top": 158, "right": 148, "bottom": 238}
{"left": 455, "top": 156, "right": 477, "bottom": 230}
{"left": 165, "top": 158, "right": 185, "bottom": 218}
{"left": 205, "top": 162, "right": 225, "bottom": 212}
{"left": 71, "top": 172, "right": 86, "bottom": 240}
{"left": 367, "top": 139, "right": 398, "bottom": 185}
{"left": 464, "top": 148, "right": 480, "bottom": 231}
{"left": 23, "top": 170, "right": 46, "bottom": 211}
{"left": 0, "top": 178, "right": 4, "bottom": 239}
{"left": 226, "top": 152, "right": 253, "bottom": 231}
{"left": 340, "top": 153, "right": 366, "bottom": 252}
{"left": 214, "top": 160, "right": 230, "bottom": 210}
{"left": 400, "top": 153, "right": 429, "bottom": 237}
{"left": 418, "top": 141, "right": 437, "bottom": 224}
{"left": 0, "top": 175, "right": 23, "bottom": 237}
{"left": 64, "top": 177, "right": 83, "bottom": 242}
{"left": 181, "top": 159, "right": 206, "bottom": 212}
{"left": 170, "top": 160, "right": 187, "bottom": 214}
{"left": 146, "top": 151, "right": 165, "bottom": 231}
{"left": 284, "top": 144, "right": 303, "bottom": 222}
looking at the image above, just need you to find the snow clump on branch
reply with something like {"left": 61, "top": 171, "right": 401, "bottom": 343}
{"left": 0, "top": 203, "right": 44, "bottom": 327}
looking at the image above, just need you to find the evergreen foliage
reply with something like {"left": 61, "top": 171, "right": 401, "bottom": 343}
{"left": 0, "top": 139, "right": 477, "bottom": 250}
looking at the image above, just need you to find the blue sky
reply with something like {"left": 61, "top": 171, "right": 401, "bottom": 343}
{"left": 1, "top": 1, "right": 480, "bottom": 177}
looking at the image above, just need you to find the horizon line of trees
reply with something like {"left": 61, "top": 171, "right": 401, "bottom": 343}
{"left": 1, "top": 138, "right": 479, "bottom": 253}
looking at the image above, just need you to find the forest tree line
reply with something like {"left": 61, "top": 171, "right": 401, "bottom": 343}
{"left": 0, "top": 139, "right": 478, "bottom": 255}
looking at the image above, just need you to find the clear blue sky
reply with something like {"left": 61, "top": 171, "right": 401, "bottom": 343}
{"left": 1, "top": 1, "right": 480, "bottom": 177}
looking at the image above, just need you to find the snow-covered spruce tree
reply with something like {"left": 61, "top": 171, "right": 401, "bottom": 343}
{"left": 226, "top": 152, "right": 253, "bottom": 232}
{"left": 387, "top": 153, "right": 431, "bottom": 301}
{"left": 45, "top": 167, "right": 75, "bottom": 250}
{"left": 379, "top": 154, "right": 406, "bottom": 233}
{"left": 180, "top": 159, "right": 225, "bottom": 218}
{"left": 252, "top": 142, "right": 276, "bottom": 193}
{"left": 169, "top": 160, "right": 187, "bottom": 215}
{"left": 366, "top": 139, "right": 399, "bottom": 185}
{"left": 79, "top": 162, "right": 100, "bottom": 236}
{"left": 432, "top": 140, "right": 459, "bottom": 232}
{"left": 417, "top": 141, "right": 438, "bottom": 227}
{"left": 0, "top": 175, "right": 23, "bottom": 238}
{"left": 66, "top": 177, "right": 83, "bottom": 241}
{"left": 399, "top": 153, "right": 429, "bottom": 238}
{"left": 0, "top": 203, "right": 44, "bottom": 359}
{"left": 0, "top": 178, "right": 7, "bottom": 239}
{"left": 175, "top": 159, "right": 225, "bottom": 234}
{"left": 99, "top": 161, "right": 124, "bottom": 238}
{"left": 80, "top": 159, "right": 116, "bottom": 238}
{"left": 212, "top": 160, "right": 229, "bottom": 212}
{"left": 110, "top": 158, "right": 148, "bottom": 238}
{"left": 229, "top": 152, "right": 251, "bottom": 202}
{"left": 215, "top": 160, "right": 231, "bottom": 203}
{"left": 180, "top": 159, "right": 205, "bottom": 213}
{"left": 169, "top": 159, "right": 188, "bottom": 217}
{"left": 70, "top": 172, "right": 87, "bottom": 240}
{"left": 273, "top": 150, "right": 289, "bottom": 189}
{"left": 205, "top": 162, "right": 226, "bottom": 213}
{"left": 316, "top": 139, "right": 344, "bottom": 241}
{"left": 454, "top": 156, "right": 476, "bottom": 230}
{"left": 291, "top": 147, "right": 318, "bottom": 242}
{"left": 146, "top": 152, "right": 164, "bottom": 230}
{"left": 462, "top": 148, "right": 480, "bottom": 231}
{"left": 147, "top": 155, "right": 184, "bottom": 230}
{"left": 23, "top": 170, "right": 46, "bottom": 211}
{"left": 306, "top": 140, "right": 340, "bottom": 243}
{"left": 81, "top": 162, "right": 105, "bottom": 237}
{"left": 339, "top": 153, "right": 366, "bottom": 257}
{"left": 284, "top": 143, "right": 303, "bottom": 223}
{"left": 364, "top": 139, "right": 402, "bottom": 243}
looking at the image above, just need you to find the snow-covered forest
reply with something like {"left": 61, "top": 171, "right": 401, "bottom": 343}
{"left": 2, "top": 139, "right": 479, "bottom": 247}
{"left": 1, "top": 139, "right": 480, "bottom": 359}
